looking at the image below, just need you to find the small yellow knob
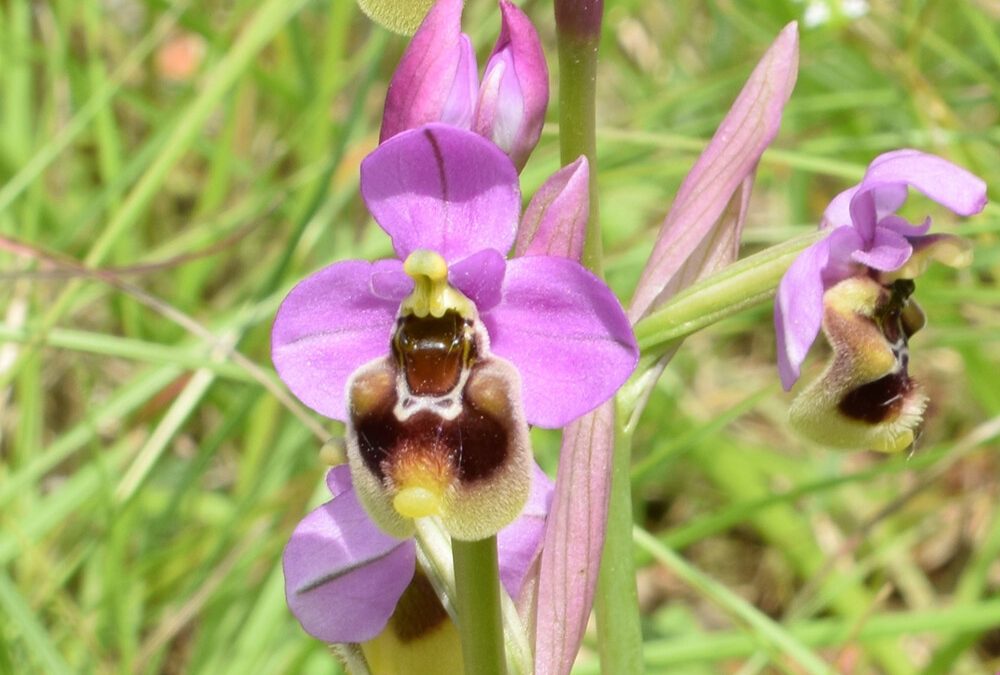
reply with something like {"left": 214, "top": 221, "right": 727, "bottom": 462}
{"left": 393, "top": 486, "right": 443, "bottom": 519}
{"left": 400, "top": 249, "right": 474, "bottom": 319}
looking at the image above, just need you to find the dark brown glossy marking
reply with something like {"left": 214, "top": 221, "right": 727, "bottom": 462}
{"left": 352, "top": 366, "right": 510, "bottom": 485}
{"left": 392, "top": 311, "right": 476, "bottom": 397}
{"left": 876, "top": 279, "right": 915, "bottom": 344}
{"left": 840, "top": 279, "right": 917, "bottom": 424}
{"left": 352, "top": 377, "right": 399, "bottom": 482}
{"left": 838, "top": 370, "right": 913, "bottom": 423}
{"left": 388, "top": 567, "right": 449, "bottom": 643}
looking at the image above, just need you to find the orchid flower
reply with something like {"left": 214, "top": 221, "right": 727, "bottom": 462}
{"left": 380, "top": 0, "right": 548, "bottom": 172}
{"left": 272, "top": 123, "right": 636, "bottom": 542}
{"left": 282, "top": 463, "right": 552, "bottom": 667}
{"left": 775, "top": 150, "right": 986, "bottom": 450}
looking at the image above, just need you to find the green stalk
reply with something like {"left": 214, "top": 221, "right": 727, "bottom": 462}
{"left": 555, "top": 0, "right": 645, "bottom": 668}
{"left": 632, "top": 230, "right": 826, "bottom": 359}
{"left": 593, "top": 399, "right": 644, "bottom": 673}
{"left": 555, "top": 3, "right": 602, "bottom": 272}
{"left": 452, "top": 536, "right": 506, "bottom": 675}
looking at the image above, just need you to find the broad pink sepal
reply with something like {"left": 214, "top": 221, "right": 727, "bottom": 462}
{"left": 515, "top": 156, "right": 589, "bottom": 261}
{"left": 629, "top": 22, "right": 799, "bottom": 321}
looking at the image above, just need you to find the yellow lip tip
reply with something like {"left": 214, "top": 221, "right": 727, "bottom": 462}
{"left": 404, "top": 249, "right": 448, "bottom": 281}
{"left": 393, "top": 486, "right": 443, "bottom": 519}
{"left": 875, "top": 429, "right": 914, "bottom": 453}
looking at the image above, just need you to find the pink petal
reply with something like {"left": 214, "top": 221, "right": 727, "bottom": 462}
{"left": 515, "top": 156, "right": 589, "bottom": 261}
{"left": 497, "top": 463, "right": 554, "bottom": 599}
{"left": 361, "top": 124, "right": 521, "bottom": 262}
{"left": 878, "top": 214, "right": 932, "bottom": 238}
{"left": 775, "top": 234, "right": 833, "bottom": 391}
{"left": 822, "top": 222, "right": 867, "bottom": 284}
{"left": 283, "top": 466, "right": 416, "bottom": 644}
{"left": 847, "top": 181, "right": 879, "bottom": 244}
{"left": 859, "top": 149, "right": 988, "bottom": 217}
{"left": 272, "top": 260, "right": 399, "bottom": 422}
{"left": 851, "top": 227, "right": 912, "bottom": 271}
{"left": 475, "top": 58, "right": 505, "bottom": 149}
{"left": 482, "top": 256, "right": 637, "bottom": 428}
{"left": 326, "top": 465, "right": 354, "bottom": 496}
{"left": 380, "top": 0, "right": 478, "bottom": 141}
{"left": 820, "top": 184, "right": 857, "bottom": 230}
{"left": 775, "top": 225, "right": 866, "bottom": 390}
{"left": 629, "top": 22, "right": 799, "bottom": 322}
{"left": 449, "top": 248, "right": 507, "bottom": 312}
{"left": 441, "top": 35, "right": 478, "bottom": 128}
{"left": 534, "top": 402, "right": 614, "bottom": 675}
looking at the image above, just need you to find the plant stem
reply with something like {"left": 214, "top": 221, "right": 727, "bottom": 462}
{"left": 594, "top": 400, "right": 644, "bottom": 673}
{"left": 631, "top": 230, "right": 825, "bottom": 358}
{"left": 452, "top": 536, "right": 506, "bottom": 675}
{"left": 555, "top": 0, "right": 645, "bottom": 668}
{"left": 555, "top": 0, "right": 603, "bottom": 272}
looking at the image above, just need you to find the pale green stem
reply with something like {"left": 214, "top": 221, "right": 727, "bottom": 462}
{"left": 632, "top": 231, "right": 825, "bottom": 359}
{"left": 555, "top": 3, "right": 644, "bottom": 668}
{"left": 452, "top": 536, "right": 506, "bottom": 675}
{"left": 556, "top": 22, "right": 602, "bottom": 271}
{"left": 594, "top": 398, "right": 644, "bottom": 673}
{"left": 617, "top": 230, "right": 826, "bottom": 422}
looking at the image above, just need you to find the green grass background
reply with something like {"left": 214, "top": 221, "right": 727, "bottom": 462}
{"left": 1, "top": 0, "right": 998, "bottom": 673}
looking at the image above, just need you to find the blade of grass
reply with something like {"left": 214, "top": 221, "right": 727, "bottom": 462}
{"left": 633, "top": 526, "right": 832, "bottom": 675}
{"left": 573, "top": 597, "right": 1000, "bottom": 672}
{"left": 0, "top": 571, "right": 72, "bottom": 675}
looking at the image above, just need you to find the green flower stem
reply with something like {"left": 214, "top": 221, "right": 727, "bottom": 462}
{"left": 452, "top": 536, "right": 506, "bottom": 675}
{"left": 632, "top": 230, "right": 826, "bottom": 359}
{"left": 616, "top": 231, "right": 825, "bottom": 423}
{"left": 594, "top": 399, "right": 644, "bottom": 673}
{"left": 555, "top": 2, "right": 644, "bottom": 668}
{"left": 555, "top": 13, "right": 602, "bottom": 272}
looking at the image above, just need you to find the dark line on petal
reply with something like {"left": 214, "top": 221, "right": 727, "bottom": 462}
{"left": 295, "top": 542, "right": 406, "bottom": 594}
{"left": 423, "top": 127, "right": 449, "bottom": 205}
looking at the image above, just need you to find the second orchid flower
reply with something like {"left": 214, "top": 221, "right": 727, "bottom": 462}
{"left": 775, "top": 150, "right": 986, "bottom": 451}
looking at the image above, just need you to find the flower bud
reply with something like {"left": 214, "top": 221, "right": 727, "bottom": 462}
{"left": 380, "top": 0, "right": 478, "bottom": 142}
{"left": 474, "top": 1, "right": 549, "bottom": 171}
{"left": 516, "top": 156, "right": 589, "bottom": 260}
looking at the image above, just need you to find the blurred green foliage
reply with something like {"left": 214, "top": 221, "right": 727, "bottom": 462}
{"left": 0, "top": 0, "right": 998, "bottom": 673}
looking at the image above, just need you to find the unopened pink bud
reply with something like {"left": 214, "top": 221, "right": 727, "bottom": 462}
{"left": 474, "top": 1, "right": 549, "bottom": 171}
{"left": 380, "top": 0, "right": 477, "bottom": 142}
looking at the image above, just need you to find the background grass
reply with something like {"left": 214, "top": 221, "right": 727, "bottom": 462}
{"left": 1, "top": 0, "right": 998, "bottom": 673}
